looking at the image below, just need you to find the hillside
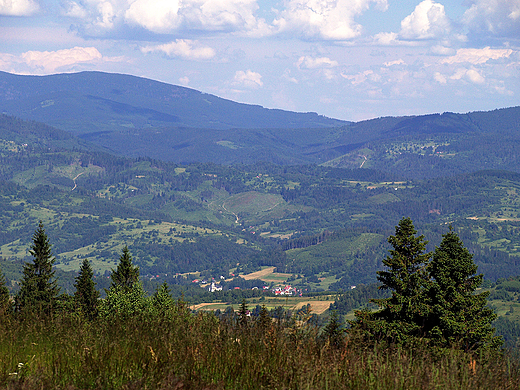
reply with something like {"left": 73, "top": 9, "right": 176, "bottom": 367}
{"left": 0, "top": 71, "right": 345, "bottom": 133}
{"left": 1, "top": 72, "right": 520, "bottom": 176}
{"left": 1, "top": 113, "right": 520, "bottom": 294}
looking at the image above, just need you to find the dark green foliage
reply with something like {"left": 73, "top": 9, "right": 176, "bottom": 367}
{"left": 100, "top": 247, "right": 147, "bottom": 320}
{"left": 0, "top": 268, "right": 10, "bottom": 314}
{"left": 15, "top": 221, "right": 60, "bottom": 315}
{"left": 350, "top": 218, "right": 431, "bottom": 344}
{"left": 322, "top": 311, "right": 345, "bottom": 348}
{"left": 238, "top": 299, "right": 249, "bottom": 328}
{"left": 150, "top": 282, "right": 175, "bottom": 318}
{"left": 110, "top": 246, "right": 139, "bottom": 292}
{"left": 426, "top": 228, "right": 502, "bottom": 350}
{"left": 73, "top": 259, "right": 99, "bottom": 320}
{"left": 350, "top": 219, "right": 502, "bottom": 351}
{"left": 329, "top": 283, "right": 391, "bottom": 314}
{"left": 256, "top": 304, "right": 271, "bottom": 331}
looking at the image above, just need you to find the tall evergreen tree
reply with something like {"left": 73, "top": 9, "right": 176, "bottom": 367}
{"left": 100, "top": 246, "right": 146, "bottom": 320}
{"left": 0, "top": 267, "right": 10, "bottom": 314}
{"left": 427, "top": 228, "right": 502, "bottom": 350}
{"left": 16, "top": 221, "right": 60, "bottom": 315}
{"left": 110, "top": 246, "right": 139, "bottom": 292}
{"left": 350, "top": 217, "right": 431, "bottom": 343}
{"left": 73, "top": 259, "right": 100, "bottom": 320}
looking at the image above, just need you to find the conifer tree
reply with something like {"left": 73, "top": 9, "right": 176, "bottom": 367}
{"left": 73, "top": 259, "right": 100, "bottom": 320}
{"left": 350, "top": 217, "right": 431, "bottom": 343}
{"left": 16, "top": 221, "right": 60, "bottom": 315}
{"left": 257, "top": 304, "right": 271, "bottom": 331}
{"left": 151, "top": 282, "right": 174, "bottom": 317}
{"left": 110, "top": 246, "right": 139, "bottom": 292}
{"left": 0, "top": 268, "right": 10, "bottom": 314}
{"left": 238, "top": 299, "right": 249, "bottom": 328}
{"left": 427, "top": 228, "right": 502, "bottom": 350}
{"left": 100, "top": 246, "right": 146, "bottom": 320}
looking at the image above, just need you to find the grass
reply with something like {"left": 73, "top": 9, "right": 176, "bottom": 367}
{"left": 0, "top": 309, "right": 518, "bottom": 389}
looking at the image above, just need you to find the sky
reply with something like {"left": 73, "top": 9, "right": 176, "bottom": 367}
{"left": 0, "top": 0, "right": 519, "bottom": 121}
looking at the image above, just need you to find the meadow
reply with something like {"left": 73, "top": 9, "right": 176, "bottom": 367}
{"left": 1, "top": 307, "right": 519, "bottom": 390}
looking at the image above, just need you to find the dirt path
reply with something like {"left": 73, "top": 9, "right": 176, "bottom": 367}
{"left": 360, "top": 155, "right": 367, "bottom": 168}
{"left": 71, "top": 172, "right": 85, "bottom": 191}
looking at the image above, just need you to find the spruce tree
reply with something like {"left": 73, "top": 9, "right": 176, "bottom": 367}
{"left": 350, "top": 217, "right": 431, "bottom": 343}
{"left": 110, "top": 246, "right": 139, "bottom": 292}
{"left": 73, "top": 259, "right": 100, "bottom": 320}
{"left": 100, "top": 246, "right": 146, "bottom": 320}
{"left": 427, "top": 228, "right": 502, "bottom": 350}
{"left": 0, "top": 267, "right": 10, "bottom": 314}
{"left": 16, "top": 221, "right": 60, "bottom": 315}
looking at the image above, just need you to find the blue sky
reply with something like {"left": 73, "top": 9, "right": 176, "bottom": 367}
{"left": 0, "top": 0, "right": 518, "bottom": 121}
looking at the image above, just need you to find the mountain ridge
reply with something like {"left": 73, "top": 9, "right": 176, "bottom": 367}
{"left": 0, "top": 71, "right": 347, "bottom": 132}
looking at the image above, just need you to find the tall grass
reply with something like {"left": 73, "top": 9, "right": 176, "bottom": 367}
{"left": 0, "top": 308, "right": 518, "bottom": 389}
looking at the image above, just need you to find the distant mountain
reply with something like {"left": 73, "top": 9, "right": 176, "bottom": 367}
{"left": 1, "top": 71, "right": 519, "bottom": 176}
{"left": 0, "top": 71, "right": 346, "bottom": 133}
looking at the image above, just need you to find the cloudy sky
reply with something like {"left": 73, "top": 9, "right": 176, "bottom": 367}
{"left": 0, "top": 0, "right": 519, "bottom": 121}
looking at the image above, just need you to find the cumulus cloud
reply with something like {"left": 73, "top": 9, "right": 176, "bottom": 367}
{"left": 273, "top": 0, "right": 388, "bottom": 40}
{"left": 65, "top": 0, "right": 269, "bottom": 36}
{"left": 373, "top": 32, "right": 399, "bottom": 45}
{"left": 448, "top": 67, "right": 485, "bottom": 84}
{"left": 141, "top": 40, "right": 216, "bottom": 60}
{"left": 20, "top": 47, "right": 102, "bottom": 73}
{"left": 341, "top": 70, "right": 378, "bottom": 85}
{"left": 399, "top": 0, "right": 451, "bottom": 40}
{"left": 233, "top": 69, "right": 263, "bottom": 88}
{"left": 463, "top": 0, "right": 520, "bottom": 38}
{"left": 0, "top": 0, "right": 39, "bottom": 16}
{"left": 441, "top": 47, "right": 513, "bottom": 64}
{"left": 296, "top": 56, "right": 338, "bottom": 69}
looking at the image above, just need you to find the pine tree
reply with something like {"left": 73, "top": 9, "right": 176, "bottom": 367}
{"left": 238, "top": 299, "right": 249, "bottom": 328}
{"left": 110, "top": 246, "right": 139, "bottom": 292}
{"left": 151, "top": 282, "right": 174, "bottom": 317}
{"left": 100, "top": 246, "right": 146, "bottom": 320}
{"left": 0, "top": 267, "right": 10, "bottom": 314}
{"left": 350, "top": 217, "right": 431, "bottom": 343}
{"left": 16, "top": 221, "right": 60, "bottom": 315}
{"left": 73, "top": 259, "right": 100, "bottom": 320}
{"left": 427, "top": 227, "right": 502, "bottom": 350}
{"left": 322, "top": 311, "right": 345, "bottom": 348}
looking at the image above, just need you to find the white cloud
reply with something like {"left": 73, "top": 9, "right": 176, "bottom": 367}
{"left": 0, "top": 0, "right": 39, "bottom": 16}
{"left": 429, "top": 45, "right": 455, "bottom": 56}
{"left": 233, "top": 70, "right": 263, "bottom": 88}
{"left": 296, "top": 56, "right": 338, "bottom": 69}
{"left": 125, "top": 0, "right": 182, "bottom": 33}
{"left": 63, "top": 1, "right": 87, "bottom": 18}
{"left": 341, "top": 70, "right": 376, "bottom": 85}
{"left": 448, "top": 67, "right": 485, "bottom": 84}
{"left": 399, "top": 0, "right": 451, "bottom": 40}
{"left": 441, "top": 47, "right": 514, "bottom": 64}
{"left": 433, "top": 71, "right": 447, "bottom": 84}
{"left": 466, "top": 68, "right": 485, "bottom": 84}
{"left": 273, "top": 0, "right": 388, "bottom": 40}
{"left": 20, "top": 47, "right": 103, "bottom": 73}
{"left": 383, "top": 59, "right": 405, "bottom": 67}
{"left": 66, "top": 0, "right": 269, "bottom": 36}
{"left": 142, "top": 40, "right": 216, "bottom": 60}
{"left": 373, "top": 32, "right": 399, "bottom": 45}
{"left": 179, "top": 76, "right": 190, "bottom": 85}
{"left": 463, "top": 0, "right": 520, "bottom": 38}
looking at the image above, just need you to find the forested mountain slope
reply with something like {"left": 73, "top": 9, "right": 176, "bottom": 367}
{"left": 1, "top": 112, "right": 520, "bottom": 293}
{"left": 0, "top": 71, "right": 345, "bottom": 133}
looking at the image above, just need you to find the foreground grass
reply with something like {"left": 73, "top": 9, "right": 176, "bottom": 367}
{"left": 0, "top": 309, "right": 518, "bottom": 389}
